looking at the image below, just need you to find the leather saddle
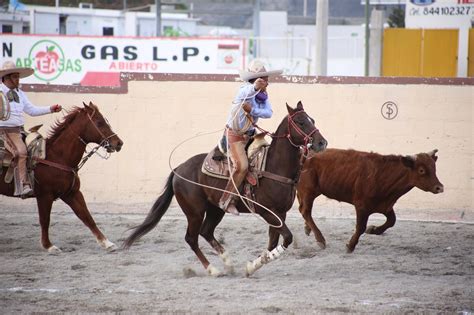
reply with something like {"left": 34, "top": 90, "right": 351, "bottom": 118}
{"left": 0, "top": 124, "right": 46, "bottom": 197}
{"left": 202, "top": 133, "right": 270, "bottom": 211}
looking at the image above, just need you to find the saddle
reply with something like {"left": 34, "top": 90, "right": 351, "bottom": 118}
{"left": 201, "top": 133, "right": 270, "bottom": 211}
{"left": 0, "top": 124, "right": 46, "bottom": 197}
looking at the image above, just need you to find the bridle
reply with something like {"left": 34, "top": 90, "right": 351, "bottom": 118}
{"left": 77, "top": 107, "right": 117, "bottom": 155}
{"left": 253, "top": 110, "right": 319, "bottom": 155}
{"left": 35, "top": 107, "right": 117, "bottom": 174}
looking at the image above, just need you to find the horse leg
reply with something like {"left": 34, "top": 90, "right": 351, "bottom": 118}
{"left": 297, "top": 191, "right": 326, "bottom": 249}
{"left": 184, "top": 210, "right": 222, "bottom": 277}
{"left": 366, "top": 208, "right": 396, "bottom": 235}
{"left": 246, "top": 210, "right": 292, "bottom": 277}
{"left": 199, "top": 209, "right": 234, "bottom": 274}
{"left": 60, "top": 190, "right": 116, "bottom": 251}
{"left": 346, "top": 208, "right": 369, "bottom": 253}
{"left": 37, "top": 195, "right": 61, "bottom": 253}
{"left": 267, "top": 226, "right": 280, "bottom": 251}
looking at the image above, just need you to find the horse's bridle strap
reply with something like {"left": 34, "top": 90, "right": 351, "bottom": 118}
{"left": 33, "top": 157, "right": 75, "bottom": 173}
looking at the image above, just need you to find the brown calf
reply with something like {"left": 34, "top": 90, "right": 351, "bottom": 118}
{"left": 296, "top": 148, "right": 444, "bottom": 252}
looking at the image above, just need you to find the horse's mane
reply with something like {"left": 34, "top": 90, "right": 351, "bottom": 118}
{"left": 46, "top": 106, "right": 83, "bottom": 144}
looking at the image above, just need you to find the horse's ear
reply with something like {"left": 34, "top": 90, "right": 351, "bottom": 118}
{"left": 296, "top": 101, "right": 304, "bottom": 110}
{"left": 286, "top": 103, "right": 295, "bottom": 114}
{"left": 82, "top": 101, "right": 88, "bottom": 108}
{"left": 88, "top": 101, "right": 98, "bottom": 111}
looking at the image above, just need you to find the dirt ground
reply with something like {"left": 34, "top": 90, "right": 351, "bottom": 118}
{"left": 0, "top": 200, "right": 473, "bottom": 314}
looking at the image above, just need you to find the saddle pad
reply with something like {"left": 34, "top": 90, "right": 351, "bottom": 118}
{"left": 202, "top": 147, "right": 230, "bottom": 180}
{"left": 201, "top": 144, "right": 269, "bottom": 181}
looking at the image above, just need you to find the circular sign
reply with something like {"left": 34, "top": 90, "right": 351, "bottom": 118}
{"left": 28, "top": 40, "right": 65, "bottom": 82}
{"left": 381, "top": 101, "right": 398, "bottom": 120}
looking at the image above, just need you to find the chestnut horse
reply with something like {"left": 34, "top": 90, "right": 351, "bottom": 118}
{"left": 124, "top": 102, "right": 327, "bottom": 276}
{"left": 0, "top": 102, "right": 123, "bottom": 253}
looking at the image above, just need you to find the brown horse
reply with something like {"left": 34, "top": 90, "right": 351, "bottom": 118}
{"left": 124, "top": 101, "right": 327, "bottom": 276}
{"left": 0, "top": 102, "right": 123, "bottom": 253}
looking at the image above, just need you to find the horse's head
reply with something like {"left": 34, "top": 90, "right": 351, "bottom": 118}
{"left": 79, "top": 101, "right": 124, "bottom": 152}
{"left": 285, "top": 101, "right": 327, "bottom": 153}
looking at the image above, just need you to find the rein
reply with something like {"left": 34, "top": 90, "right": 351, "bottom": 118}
{"left": 252, "top": 110, "right": 319, "bottom": 156}
{"left": 252, "top": 110, "right": 317, "bottom": 185}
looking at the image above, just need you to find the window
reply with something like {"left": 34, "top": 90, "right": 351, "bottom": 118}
{"left": 103, "top": 27, "right": 114, "bottom": 36}
{"left": 2, "top": 25, "right": 13, "bottom": 33}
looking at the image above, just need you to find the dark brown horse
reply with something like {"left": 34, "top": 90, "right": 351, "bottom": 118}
{"left": 0, "top": 102, "right": 123, "bottom": 253}
{"left": 124, "top": 101, "right": 327, "bottom": 276}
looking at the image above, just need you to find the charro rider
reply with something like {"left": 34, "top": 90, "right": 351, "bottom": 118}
{"left": 0, "top": 60, "right": 62, "bottom": 197}
{"left": 219, "top": 60, "right": 282, "bottom": 215}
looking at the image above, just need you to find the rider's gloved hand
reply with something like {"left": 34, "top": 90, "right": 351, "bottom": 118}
{"left": 242, "top": 101, "right": 252, "bottom": 113}
{"left": 50, "top": 104, "right": 62, "bottom": 113}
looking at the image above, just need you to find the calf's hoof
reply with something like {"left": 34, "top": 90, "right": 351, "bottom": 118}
{"left": 47, "top": 245, "right": 62, "bottom": 254}
{"left": 317, "top": 241, "right": 326, "bottom": 250}
{"left": 345, "top": 244, "right": 355, "bottom": 254}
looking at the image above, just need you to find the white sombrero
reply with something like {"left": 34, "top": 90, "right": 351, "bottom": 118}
{"left": 238, "top": 60, "right": 282, "bottom": 82}
{"left": 0, "top": 61, "right": 34, "bottom": 79}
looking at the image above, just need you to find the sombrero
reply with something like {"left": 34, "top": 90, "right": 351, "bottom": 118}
{"left": 0, "top": 61, "right": 34, "bottom": 79}
{"left": 238, "top": 60, "right": 282, "bottom": 82}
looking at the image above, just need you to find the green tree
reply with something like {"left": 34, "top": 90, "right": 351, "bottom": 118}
{"left": 387, "top": 6, "right": 405, "bottom": 28}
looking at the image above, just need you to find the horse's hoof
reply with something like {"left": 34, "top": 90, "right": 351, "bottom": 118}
{"left": 317, "top": 241, "right": 326, "bottom": 250}
{"left": 106, "top": 243, "right": 118, "bottom": 252}
{"left": 365, "top": 225, "right": 376, "bottom": 234}
{"left": 245, "top": 261, "right": 255, "bottom": 277}
{"left": 47, "top": 245, "right": 62, "bottom": 254}
{"left": 206, "top": 264, "right": 222, "bottom": 277}
{"left": 304, "top": 227, "right": 311, "bottom": 236}
{"left": 98, "top": 239, "right": 117, "bottom": 251}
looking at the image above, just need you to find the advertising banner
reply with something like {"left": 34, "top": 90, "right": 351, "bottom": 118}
{"left": 0, "top": 35, "right": 245, "bottom": 86}
{"left": 405, "top": 0, "right": 474, "bottom": 28}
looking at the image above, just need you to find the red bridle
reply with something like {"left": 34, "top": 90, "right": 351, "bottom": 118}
{"left": 253, "top": 110, "right": 319, "bottom": 154}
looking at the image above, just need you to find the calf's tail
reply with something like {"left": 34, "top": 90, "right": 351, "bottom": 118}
{"left": 123, "top": 172, "right": 175, "bottom": 249}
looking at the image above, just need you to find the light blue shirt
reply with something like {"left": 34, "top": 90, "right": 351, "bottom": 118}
{"left": 226, "top": 83, "right": 273, "bottom": 133}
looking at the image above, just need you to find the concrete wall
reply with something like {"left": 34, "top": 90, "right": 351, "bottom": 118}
{"left": 9, "top": 75, "right": 474, "bottom": 222}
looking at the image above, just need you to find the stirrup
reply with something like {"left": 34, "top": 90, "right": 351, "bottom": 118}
{"left": 21, "top": 184, "right": 34, "bottom": 199}
{"left": 225, "top": 201, "right": 239, "bottom": 216}
{"left": 219, "top": 196, "right": 239, "bottom": 216}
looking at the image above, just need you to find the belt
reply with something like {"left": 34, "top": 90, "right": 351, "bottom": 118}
{"left": 0, "top": 126, "right": 22, "bottom": 133}
{"left": 226, "top": 126, "right": 255, "bottom": 136}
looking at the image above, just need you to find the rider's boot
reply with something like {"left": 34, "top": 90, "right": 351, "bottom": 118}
{"left": 219, "top": 194, "right": 240, "bottom": 216}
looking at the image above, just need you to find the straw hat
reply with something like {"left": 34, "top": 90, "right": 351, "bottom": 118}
{"left": 238, "top": 60, "right": 282, "bottom": 82}
{"left": 0, "top": 61, "right": 34, "bottom": 79}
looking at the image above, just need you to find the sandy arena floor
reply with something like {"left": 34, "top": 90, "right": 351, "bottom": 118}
{"left": 0, "top": 201, "right": 473, "bottom": 314}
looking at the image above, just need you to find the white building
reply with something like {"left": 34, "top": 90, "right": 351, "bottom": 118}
{"left": 0, "top": 4, "right": 199, "bottom": 37}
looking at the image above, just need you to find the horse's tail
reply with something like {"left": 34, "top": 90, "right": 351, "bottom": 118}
{"left": 122, "top": 172, "right": 175, "bottom": 249}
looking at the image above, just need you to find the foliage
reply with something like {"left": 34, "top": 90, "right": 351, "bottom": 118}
{"left": 387, "top": 6, "right": 405, "bottom": 28}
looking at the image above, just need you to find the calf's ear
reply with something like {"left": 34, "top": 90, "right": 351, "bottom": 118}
{"left": 428, "top": 149, "right": 438, "bottom": 162}
{"left": 401, "top": 155, "right": 416, "bottom": 169}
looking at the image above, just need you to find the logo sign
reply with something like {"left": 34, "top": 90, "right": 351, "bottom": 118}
{"left": 1, "top": 35, "right": 245, "bottom": 86}
{"left": 410, "top": 0, "right": 436, "bottom": 5}
{"left": 381, "top": 101, "right": 398, "bottom": 120}
{"left": 28, "top": 40, "right": 65, "bottom": 82}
